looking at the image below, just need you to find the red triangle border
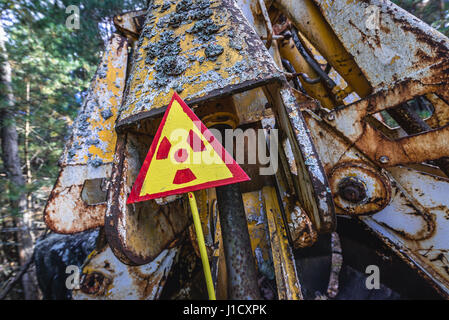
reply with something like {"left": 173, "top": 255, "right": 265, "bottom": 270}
{"left": 127, "top": 92, "right": 250, "bottom": 204}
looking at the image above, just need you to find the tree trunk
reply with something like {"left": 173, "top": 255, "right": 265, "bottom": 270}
{"left": 0, "top": 22, "right": 38, "bottom": 300}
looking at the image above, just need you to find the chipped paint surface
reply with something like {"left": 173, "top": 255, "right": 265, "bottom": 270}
{"left": 273, "top": 0, "right": 372, "bottom": 97}
{"left": 326, "top": 80, "right": 449, "bottom": 168}
{"left": 113, "top": 10, "right": 146, "bottom": 40}
{"left": 72, "top": 245, "right": 178, "bottom": 300}
{"left": 117, "top": 0, "right": 282, "bottom": 128}
{"left": 268, "top": 85, "right": 336, "bottom": 233}
{"left": 261, "top": 117, "right": 317, "bottom": 248}
{"left": 314, "top": 0, "right": 449, "bottom": 91}
{"left": 287, "top": 204, "right": 317, "bottom": 248}
{"left": 105, "top": 133, "right": 191, "bottom": 265}
{"left": 263, "top": 186, "right": 303, "bottom": 300}
{"left": 234, "top": 0, "right": 284, "bottom": 67}
{"left": 312, "top": 0, "right": 449, "bottom": 166}
{"left": 328, "top": 161, "right": 391, "bottom": 215}
{"left": 243, "top": 191, "right": 276, "bottom": 282}
{"left": 63, "top": 34, "right": 127, "bottom": 166}
{"left": 44, "top": 34, "right": 128, "bottom": 234}
{"left": 43, "top": 0, "right": 449, "bottom": 299}
{"left": 232, "top": 87, "right": 273, "bottom": 125}
{"left": 191, "top": 186, "right": 298, "bottom": 297}
{"left": 303, "top": 102, "right": 449, "bottom": 295}
{"left": 362, "top": 166, "right": 449, "bottom": 297}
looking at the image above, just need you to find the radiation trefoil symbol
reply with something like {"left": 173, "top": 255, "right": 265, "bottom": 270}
{"left": 127, "top": 92, "right": 249, "bottom": 204}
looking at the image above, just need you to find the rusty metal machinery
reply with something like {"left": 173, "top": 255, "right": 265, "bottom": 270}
{"left": 44, "top": 0, "right": 449, "bottom": 299}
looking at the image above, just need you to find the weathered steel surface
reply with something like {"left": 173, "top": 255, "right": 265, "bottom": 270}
{"left": 242, "top": 191, "right": 277, "bottom": 283}
{"left": 113, "top": 10, "right": 146, "bottom": 40}
{"left": 361, "top": 166, "right": 449, "bottom": 297}
{"left": 313, "top": 0, "right": 449, "bottom": 91}
{"left": 216, "top": 177, "right": 261, "bottom": 299}
{"left": 386, "top": 103, "right": 449, "bottom": 176}
{"left": 72, "top": 245, "right": 178, "bottom": 299}
{"left": 232, "top": 87, "right": 273, "bottom": 125}
{"left": 291, "top": 30, "right": 361, "bottom": 106}
{"left": 266, "top": 84, "right": 336, "bottom": 233}
{"left": 268, "top": 0, "right": 449, "bottom": 296}
{"left": 273, "top": 0, "right": 372, "bottom": 97}
{"left": 190, "top": 189, "right": 278, "bottom": 298}
{"left": 193, "top": 187, "right": 283, "bottom": 297}
{"left": 328, "top": 161, "right": 391, "bottom": 215}
{"left": 234, "top": 0, "right": 284, "bottom": 67}
{"left": 116, "top": 0, "right": 283, "bottom": 128}
{"left": 44, "top": 34, "right": 129, "bottom": 234}
{"left": 105, "top": 133, "right": 191, "bottom": 265}
{"left": 278, "top": 36, "right": 337, "bottom": 109}
{"left": 302, "top": 105, "right": 449, "bottom": 295}
{"left": 263, "top": 186, "right": 303, "bottom": 299}
{"left": 261, "top": 117, "right": 317, "bottom": 248}
{"left": 303, "top": 107, "right": 394, "bottom": 216}
{"left": 324, "top": 80, "right": 449, "bottom": 168}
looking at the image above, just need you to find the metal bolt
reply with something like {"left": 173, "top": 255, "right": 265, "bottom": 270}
{"left": 338, "top": 177, "right": 367, "bottom": 203}
{"left": 379, "top": 156, "right": 389, "bottom": 164}
{"left": 80, "top": 272, "right": 110, "bottom": 296}
{"left": 327, "top": 113, "right": 335, "bottom": 121}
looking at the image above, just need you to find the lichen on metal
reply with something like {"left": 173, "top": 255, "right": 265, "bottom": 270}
{"left": 116, "top": 0, "right": 282, "bottom": 128}
{"left": 44, "top": 34, "right": 129, "bottom": 234}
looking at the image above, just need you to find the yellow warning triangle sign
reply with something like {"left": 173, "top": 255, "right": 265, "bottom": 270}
{"left": 127, "top": 92, "right": 250, "bottom": 203}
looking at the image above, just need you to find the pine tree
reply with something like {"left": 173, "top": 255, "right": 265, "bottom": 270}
{"left": 0, "top": 0, "right": 145, "bottom": 299}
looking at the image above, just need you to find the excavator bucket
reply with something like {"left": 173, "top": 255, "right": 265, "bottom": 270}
{"left": 42, "top": 0, "right": 449, "bottom": 300}
{"left": 115, "top": 0, "right": 283, "bottom": 129}
{"left": 44, "top": 33, "right": 129, "bottom": 234}
{"left": 103, "top": 0, "right": 285, "bottom": 267}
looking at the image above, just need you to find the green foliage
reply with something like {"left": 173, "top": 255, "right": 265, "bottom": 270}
{"left": 0, "top": 0, "right": 448, "bottom": 216}
{"left": 392, "top": 0, "right": 449, "bottom": 36}
{"left": 0, "top": 0, "right": 145, "bottom": 215}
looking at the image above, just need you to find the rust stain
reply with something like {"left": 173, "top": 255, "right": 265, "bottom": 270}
{"left": 105, "top": 133, "right": 192, "bottom": 265}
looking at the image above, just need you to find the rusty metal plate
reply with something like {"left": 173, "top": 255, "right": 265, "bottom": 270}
{"left": 328, "top": 161, "right": 391, "bottom": 215}
{"left": 44, "top": 34, "right": 129, "bottom": 234}
{"left": 266, "top": 84, "right": 336, "bottom": 233}
{"left": 361, "top": 166, "right": 449, "bottom": 297}
{"left": 262, "top": 186, "right": 303, "bottom": 299}
{"left": 105, "top": 132, "right": 191, "bottom": 265}
{"left": 72, "top": 245, "right": 178, "bottom": 299}
{"left": 325, "top": 80, "right": 449, "bottom": 168}
{"left": 303, "top": 108, "right": 394, "bottom": 215}
{"left": 113, "top": 10, "right": 146, "bottom": 40}
{"left": 234, "top": 0, "right": 284, "bottom": 67}
{"left": 313, "top": 0, "right": 449, "bottom": 91}
{"left": 116, "top": 0, "right": 282, "bottom": 128}
{"left": 292, "top": 0, "right": 449, "bottom": 168}
{"left": 303, "top": 106, "right": 449, "bottom": 295}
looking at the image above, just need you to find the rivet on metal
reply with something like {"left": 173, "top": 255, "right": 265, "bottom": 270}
{"left": 379, "top": 156, "right": 389, "bottom": 164}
